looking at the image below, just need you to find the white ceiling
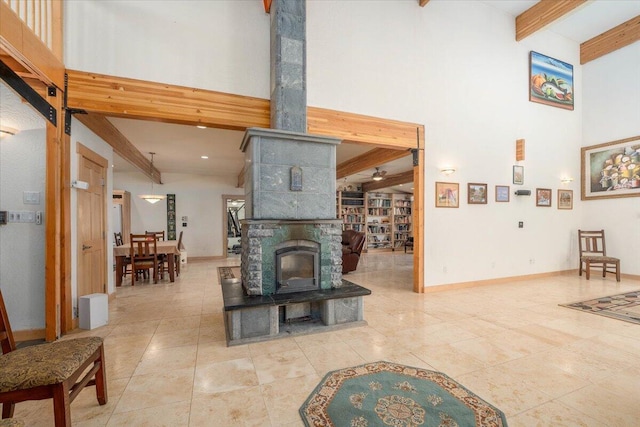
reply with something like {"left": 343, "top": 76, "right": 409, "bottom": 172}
{"left": 2, "top": 0, "right": 638, "bottom": 195}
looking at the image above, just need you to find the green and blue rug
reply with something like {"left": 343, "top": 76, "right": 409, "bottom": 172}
{"left": 300, "top": 361, "right": 507, "bottom": 427}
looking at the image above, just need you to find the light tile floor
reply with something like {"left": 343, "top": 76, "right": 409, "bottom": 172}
{"left": 13, "top": 253, "right": 640, "bottom": 426}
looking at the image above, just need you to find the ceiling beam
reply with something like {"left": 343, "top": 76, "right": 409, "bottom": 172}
{"left": 263, "top": 0, "right": 272, "bottom": 13}
{"left": 66, "top": 70, "right": 422, "bottom": 150}
{"left": 74, "top": 113, "right": 162, "bottom": 184}
{"left": 418, "top": 0, "right": 430, "bottom": 7}
{"left": 362, "top": 170, "right": 414, "bottom": 193}
{"left": 336, "top": 148, "right": 410, "bottom": 180}
{"left": 580, "top": 15, "right": 640, "bottom": 64}
{"left": 515, "top": 0, "right": 587, "bottom": 41}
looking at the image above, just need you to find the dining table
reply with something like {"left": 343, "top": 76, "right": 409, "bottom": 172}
{"left": 114, "top": 239, "right": 182, "bottom": 287}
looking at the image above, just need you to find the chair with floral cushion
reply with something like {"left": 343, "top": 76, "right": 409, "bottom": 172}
{"left": 0, "top": 290, "right": 107, "bottom": 426}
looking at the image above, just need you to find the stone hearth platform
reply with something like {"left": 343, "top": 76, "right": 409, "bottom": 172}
{"left": 222, "top": 279, "right": 371, "bottom": 346}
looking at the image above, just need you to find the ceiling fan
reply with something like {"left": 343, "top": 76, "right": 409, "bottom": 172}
{"left": 372, "top": 167, "right": 387, "bottom": 181}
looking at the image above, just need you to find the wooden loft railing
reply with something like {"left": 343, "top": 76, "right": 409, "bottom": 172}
{"left": 2, "top": 0, "right": 63, "bottom": 60}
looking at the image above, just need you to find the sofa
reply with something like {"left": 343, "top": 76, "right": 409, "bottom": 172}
{"left": 341, "top": 230, "right": 366, "bottom": 274}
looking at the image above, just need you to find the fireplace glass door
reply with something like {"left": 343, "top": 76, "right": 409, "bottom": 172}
{"left": 276, "top": 245, "right": 319, "bottom": 293}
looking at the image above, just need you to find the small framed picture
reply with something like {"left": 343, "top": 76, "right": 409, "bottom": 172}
{"left": 536, "top": 188, "right": 552, "bottom": 207}
{"left": 495, "top": 185, "right": 510, "bottom": 202}
{"left": 435, "top": 182, "right": 459, "bottom": 208}
{"left": 558, "top": 189, "right": 573, "bottom": 210}
{"left": 467, "top": 183, "right": 488, "bottom": 204}
{"left": 513, "top": 165, "right": 524, "bottom": 185}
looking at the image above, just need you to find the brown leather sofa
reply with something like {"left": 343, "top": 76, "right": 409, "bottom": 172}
{"left": 341, "top": 230, "right": 366, "bottom": 274}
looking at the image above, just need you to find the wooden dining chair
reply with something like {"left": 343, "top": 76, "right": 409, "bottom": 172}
{"left": 145, "top": 231, "right": 167, "bottom": 278}
{"left": 578, "top": 229, "right": 620, "bottom": 282}
{"left": 130, "top": 234, "right": 159, "bottom": 285}
{"left": 0, "top": 290, "right": 107, "bottom": 426}
{"left": 113, "top": 232, "right": 124, "bottom": 246}
{"left": 175, "top": 231, "right": 184, "bottom": 277}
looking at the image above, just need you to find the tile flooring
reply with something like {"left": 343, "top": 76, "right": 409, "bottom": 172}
{"left": 13, "top": 253, "right": 640, "bottom": 426}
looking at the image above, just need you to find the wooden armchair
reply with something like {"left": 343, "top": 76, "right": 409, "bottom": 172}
{"left": 0, "top": 290, "right": 107, "bottom": 426}
{"left": 130, "top": 234, "right": 159, "bottom": 285}
{"left": 578, "top": 229, "right": 620, "bottom": 282}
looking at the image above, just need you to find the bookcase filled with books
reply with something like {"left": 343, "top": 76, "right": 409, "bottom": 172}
{"left": 365, "top": 192, "right": 392, "bottom": 250}
{"left": 392, "top": 193, "right": 413, "bottom": 249}
{"left": 337, "top": 190, "right": 365, "bottom": 232}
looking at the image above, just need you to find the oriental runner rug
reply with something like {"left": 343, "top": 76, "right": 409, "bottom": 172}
{"left": 300, "top": 361, "right": 508, "bottom": 427}
{"left": 560, "top": 290, "right": 640, "bottom": 325}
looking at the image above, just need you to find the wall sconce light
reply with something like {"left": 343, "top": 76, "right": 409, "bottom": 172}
{"left": 561, "top": 177, "right": 574, "bottom": 184}
{"left": 0, "top": 125, "right": 19, "bottom": 138}
{"left": 440, "top": 167, "right": 456, "bottom": 175}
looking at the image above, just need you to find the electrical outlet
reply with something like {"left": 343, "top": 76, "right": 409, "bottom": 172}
{"left": 518, "top": 221, "right": 524, "bottom": 228}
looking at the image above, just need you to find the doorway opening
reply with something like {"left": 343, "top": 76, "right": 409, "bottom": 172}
{"left": 222, "top": 195, "right": 245, "bottom": 258}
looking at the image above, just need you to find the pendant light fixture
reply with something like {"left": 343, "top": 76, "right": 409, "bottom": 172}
{"left": 139, "top": 152, "right": 166, "bottom": 204}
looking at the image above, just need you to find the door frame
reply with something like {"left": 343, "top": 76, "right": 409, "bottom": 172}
{"left": 221, "top": 194, "right": 244, "bottom": 258}
{"left": 75, "top": 143, "right": 108, "bottom": 320}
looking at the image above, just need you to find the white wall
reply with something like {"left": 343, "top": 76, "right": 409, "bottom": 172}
{"left": 64, "top": 0, "right": 270, "bottom": 98}
{"left": 64, "top": 1, "right": 597, "bottom": 287}
{"left": 70, "top": 121, "right": 114, "bottom": 301}
{"left": 582, "top": 43, "right": 640, "bottom": 276}
{"left": 309, "top": 1, "right": 584, "bottom": 286}
{"left": 114, "top": 172, "right": 243, "bottom": 258}
{"left": 0, "top": 129, "right": 46, "bottom": 330}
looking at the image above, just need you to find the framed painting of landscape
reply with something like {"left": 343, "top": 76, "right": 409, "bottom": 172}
{"left": 581, "top": 136, "right": 640, "bottom": 200}
{"left": 529, "top": 51, "right": 574, "bottom": 111}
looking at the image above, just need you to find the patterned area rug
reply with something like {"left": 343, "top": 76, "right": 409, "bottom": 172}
{"left": 300, "top": 361, "right": 508, "bottom": 427}
{"left": 560, "top": 290, "right": 640, "bottom": 325}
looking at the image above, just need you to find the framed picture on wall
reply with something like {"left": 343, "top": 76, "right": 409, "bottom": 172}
{"left": 581, "top": 135, "right": 640, "bottom": 200}
{"left": 558, "top": 189, "right": 573, "bottom": 210}
{"left": 435, "top": 182, "right": 459, "bottom": 208}
{"left": 467, "top": 183, "right": 488, "bottom": 204}
{"left": 536, "top": 188, "right": 552, "bottom": 207}
{"left": 513, "top": 165, "right": 524, "bottom": 185}
{"left": 495, "top": 185, "right": 510, "bottom": 202}
{"left": 529, "top": 51, "right": 574, "bottom": 110}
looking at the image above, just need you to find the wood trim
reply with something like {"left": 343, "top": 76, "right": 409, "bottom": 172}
{"left": 308, "top": 107, "right": 420, "bottom": 149}
{"left": 362, "top": 170, "right": 413, "bottom": 193}
{"left": 422, "top": 270, "right": 577, "bottom": 293}
{"left": 76, "top": 142, "right": 109, "bottom": 168}
{"left": 66, "top": 69, "right": 271, "bottom": 131}
{"left": 515, "top": 0, "right": 587, "bottom": 41}
{"left": 50, "top": 0, "right": 64, "bottom": 61}
{"left": 0, "top": 0, "right": 64, "bottom": 88}
{"left": 13, "top": 328, "right": 46, "bottom": 342}
{"left": 580, "top": 15, "right": 640, "bottom": 64}
{"left": 337, "top": 148, "right": 410, "bottom": 180}
{"left": 45, "top": 98, "right": 61, "bottom": 341}
{"left": 66, "top": 70, "right": 422, "bottom": 150}
{"left": 263, "top": 0, "right": 272, "bottom": 13}
{"left": 75, "top": 113, "right": 162, "bottom": 184}
{"left": 60, "top": 100, "right": 72, "bottom": 334}
{"left": 419, "top": 0, "right": 430, "bottom": 7}
{"left": 413, "top": 144, "right": 424, "bottom": 293}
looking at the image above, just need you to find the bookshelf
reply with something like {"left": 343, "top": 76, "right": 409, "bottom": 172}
{"left": 392, "top": 194, "right": 413, "bottom": 249}
{"left": 366, "top": 192, "right": 392, "bottom": 250}
{"left": 337, "top": 190, "right": 365, "bottom": 232}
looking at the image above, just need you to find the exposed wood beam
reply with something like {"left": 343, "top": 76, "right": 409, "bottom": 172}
{"left": 66, "top": 69, "right": 271, "bottom": 131}
{"left": 66, "top": 70, "right": 421, "bottom": 150}
{"left": 263, "top": 0, "right": 272, "bottom": 13}
{"left": 413, "top": 148, "right": 424, "bottom": 293}
{"left": 580, "top": 15, "right": 640, "bottom": 64}
{"left": 362, "top": 170, "right": 413, "bottom": 193}
{"left": 75, "top": 113, "right": 162, "bottom": 184}
{"left": 0, "top": 0, "right": 65, "bottom": 88}
{"left": 515, "top": 0, "right": 587, "bottom": 41}
{"left": 419, "top": 0, "right": 430, "bottom": 7}
{"left": 309, "top": 107, "right": 419, "bottom": 150}
{"left": 336, "top": 148, "right": 410, "bottom": 180}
